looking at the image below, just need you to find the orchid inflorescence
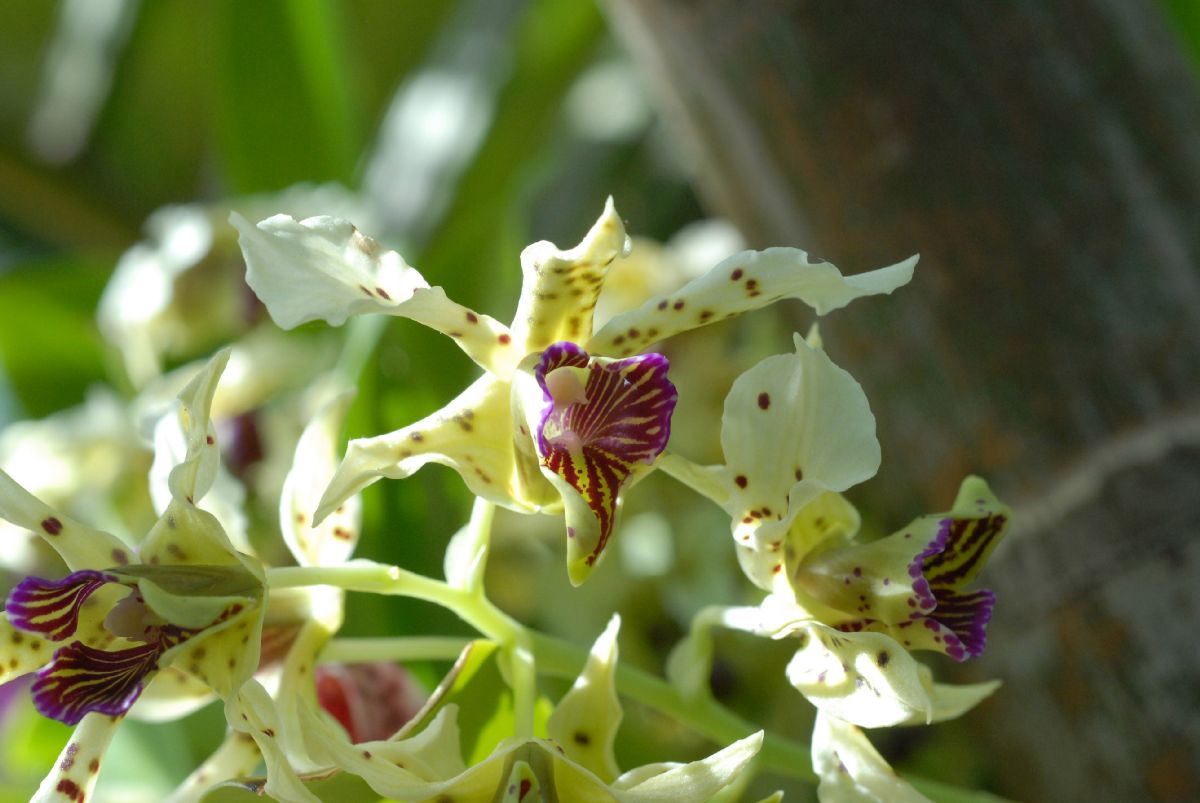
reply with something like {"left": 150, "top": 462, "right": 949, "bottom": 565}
{"left": 0, "top": 196, "right": 1008, "bottom": 802}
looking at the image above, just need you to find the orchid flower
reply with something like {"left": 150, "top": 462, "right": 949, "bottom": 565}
{"left": 664, "top": 333, "right": 1007, "bottom": 727}
{"left": 0, "top": 351, "right": 271, "bottom": 802}
{"left": 286, "top": 616, "right": 762, "bottom": 802}
{"left": 166, "top": 385, "right": 370, "bottom": 802}
{"left": 233, "top": 199, "right": 915, "bottom": 583}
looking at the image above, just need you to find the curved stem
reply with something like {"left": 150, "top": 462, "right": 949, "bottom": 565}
{"left": 319, "top": 636, "right": 471, "bottom": 664}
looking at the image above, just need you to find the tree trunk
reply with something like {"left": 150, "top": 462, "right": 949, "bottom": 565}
{"left": 606, "top": 1, "right": 1200, "bottom": 800}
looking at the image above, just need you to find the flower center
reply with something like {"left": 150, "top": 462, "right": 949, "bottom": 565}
{"left": 544, "top": 365, "right": 589, "bottom": 409}
{"left": 103, "top": 589, "right": 166, "bottom": 642}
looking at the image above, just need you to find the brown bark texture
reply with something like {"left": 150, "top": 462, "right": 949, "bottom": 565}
{"left": 606, "top": 1, "right": 1200, "bottom": 801}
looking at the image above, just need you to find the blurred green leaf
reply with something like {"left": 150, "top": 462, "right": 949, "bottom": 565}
{"left": 1162, "top": 0, "right": 1200, "bottom": 68}
{"left": 0, "top": 258, "right": 109, "bottom": 418}
{"left": 214, "top": 0, "right": 363, "bottom": 193}
{"left": 421, "top": 0, "right": 606, "bottom": 307}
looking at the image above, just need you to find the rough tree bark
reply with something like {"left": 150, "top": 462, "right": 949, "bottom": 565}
{"left": 606, "top": 2, "right": 1200, "bottom": 801}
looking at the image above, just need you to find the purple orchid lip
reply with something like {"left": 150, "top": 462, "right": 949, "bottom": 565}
{"left": 5, "top": 569, "right": 228, "bottom": 725}
{"left": 533, "top": 341, "right": 678, "bottom": 567}
{"left": 32, "top": 640, "right": 165, "bottom": 725}
{"left": 909, "top": 516, "right": 1003, "bottom": 660}
{"left": 6, "top": 571, "right": 117, "bottom": 642}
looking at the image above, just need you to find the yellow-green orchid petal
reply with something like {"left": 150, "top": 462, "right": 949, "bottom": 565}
{"left": 166, "top": 729, "right": 262, "bottom": 803}
{"left": 30, "top": 712, "right": 121, "bottom": 803}
{"left": 281, "top": 390, "right": 362, "bottom": 567}
{"left": 588, "top": 249, "right": 915, "bottom": 357}
{"left": 227, "top": 681, "right": 320, "bottom": 803}
{"left": 314, "top": 374, "right": 552, "bottom": 524}
{"left": 232, "top": 212, "right": 513, "bottom": 374}
{"left": 510, "top": 195, "right": 630, "bottom": 356}
{"left": 900, "top": 663, "right": 1001, "bottom": 726}
{"left": 547, "top": 614, "right": 622, "bottom": 782}
{"left": 0, "top": 469, "right": 132, "bottom": 572}
{"left": 0, "top": 615, "right": 51, "bottom": 685}
{"left": 608, "top": 731, "right": 764, "bottom": 802}
{"left": 161, "top": 347, "right": 229, "bottom": 506}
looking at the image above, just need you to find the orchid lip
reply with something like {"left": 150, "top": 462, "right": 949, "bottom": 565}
{"left": 5, "top": 570, "right": 118, "bottom": 642}
{"left": 533, "top": 341, "right": 678, "bottom": 569}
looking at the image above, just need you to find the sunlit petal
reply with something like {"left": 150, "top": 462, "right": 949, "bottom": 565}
{"left": 811, "top": 712, "right": 931, "bottom": 803}
{"left": 785, "top": 623, "right": 933, "bottom": 728}
{"left": 281, "top": 391, "right": 362, "bottom": 567}
{"left": 0, "top": 469, "right": 132, "bottom": 572}
{"left": 589, "top": 249, "right": 916, "bottom": 357}
{"left": 315, "top": 375, "right": 539, "bottom": 524}
{"left": 510, "top": 196, "right": 630, "bottom": 356}
{"left": 547, "top": 615, "right": 622, "bottom": 782}
{"left": 233, "top": 212, "right": 513, "bottom": 373}
{"left": 721, "top": 335, "right": 879, "bottom": 589}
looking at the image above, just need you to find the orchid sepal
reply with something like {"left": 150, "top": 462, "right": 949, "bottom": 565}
{"left": 720, "top": 334, "right": 879, "bottom": 589}
{"left": 232, "top": 212, "right": 513, "bottom": 374}
{"left": 588, "top": 248, "right": 916, "bottom": 357}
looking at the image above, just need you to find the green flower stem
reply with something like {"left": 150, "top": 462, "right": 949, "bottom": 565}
{"left": 265, "top": 560, "right": 536, "bottom": 736}
{"left": 319, "top": 636, "right": 471, "bottom": 664}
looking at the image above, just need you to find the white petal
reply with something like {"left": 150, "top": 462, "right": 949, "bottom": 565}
{"left": 721, "top": 336, "right": 879, "bottom": 588}
{"left": 902, "top": 663, "right": 1002, "bottom": 725}
{"left": 547, "top": 615, "right": 623, "bottom": 781}
{"left": 812, "top": 712, "right": 931, "bottom": 803}
{"left": 281, "top": 390, "right": 361, "bottom": 566}
{"left": 227, "top": 682, "right": 321, "bottom": 803}
{"left": 786, "top": 624, "right": 933, "bottom": 728}
{"left": 589, "top": 249, "right": 916, "bottom": 357}
{"left": 161, "top": 348, "right": 230, "bottom": 506}
{"left": 233, "top": 212, "right": 514, "bottom": 373}
{"left": 612, "top": 731, "right": 763, "bottom": 802}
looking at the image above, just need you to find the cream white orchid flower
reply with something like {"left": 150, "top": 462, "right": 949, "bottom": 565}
{"left": 0, "top": 351, "right": 275, "bottom": 803}
{"left": 664, "top": 333, "right": 1007, "bottom": 728}
{"left": 233, "top": 199, "right": 914, "bottom": 584}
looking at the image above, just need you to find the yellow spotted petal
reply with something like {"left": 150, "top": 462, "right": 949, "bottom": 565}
{"left": 31, "top": 713, "right": 120, "bottom": 803}
{"left": 227, "top": 681, "right": 320, "bottom": 803}
{"left": 510, "top": 196, "right": 631, "bottom": 355}
{"left": 281, "top": 391, "right": 362, "bottom": 567}
{"left": 233, "top": 212, "right": 513, "bottom": 374}
{"left": 0, "top": 616, "right": 50, "bottom": 685}
{"left": 315, "top": 375, "right": 552, "bottom": 524}
{"left": 588, "top": 249, "right": 915, "bottom": 357}
{"left": 0, "top": 469, "right": 132, "bottom": 572}
{"left": 161, "top": 348, "right": 229, "bottom": 507}
{"left": 547, "top": 615, "right": 622, "bottom": 782}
